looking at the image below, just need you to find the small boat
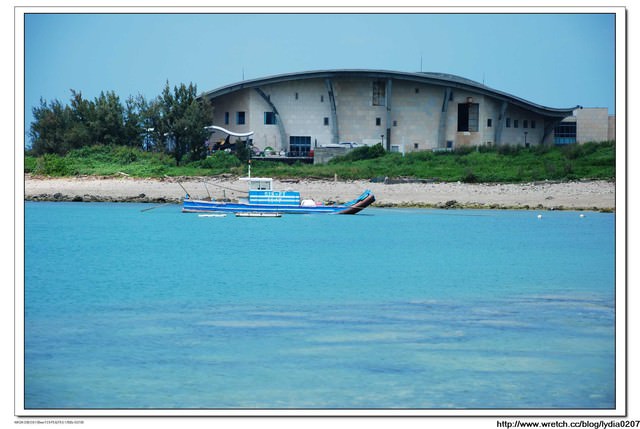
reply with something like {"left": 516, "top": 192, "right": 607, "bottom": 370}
{"left": 235, "top": 212, "right": 282, "bottom": 218}
{"left": 182, "top": 177, "right": 375, "bottom": 215}
{"left": 198, "top": 213, "right": 227, "bottom": 218}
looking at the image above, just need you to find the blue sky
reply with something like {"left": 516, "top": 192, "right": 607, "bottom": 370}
{"left": 23, "top": 12, "right": 617, "bottom": 136}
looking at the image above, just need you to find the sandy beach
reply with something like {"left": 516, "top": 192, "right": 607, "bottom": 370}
{"left": 23, "top": 174, "right": 616, "bottom": 211}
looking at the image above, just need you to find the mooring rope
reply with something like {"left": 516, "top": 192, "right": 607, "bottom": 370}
{"left": 166, "top": 175, "right": 249, "bottom": 196}
{"left": 201, "top": 181, "right": 248, "bottom": 194}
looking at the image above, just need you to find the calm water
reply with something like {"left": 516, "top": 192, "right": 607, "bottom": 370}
{"left": 24, "top": 203, "right": 616, "bottom": 410}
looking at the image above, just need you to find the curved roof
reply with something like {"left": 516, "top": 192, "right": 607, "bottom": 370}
{"left": 202, "top": 69, "right": 578, "bottom": 118}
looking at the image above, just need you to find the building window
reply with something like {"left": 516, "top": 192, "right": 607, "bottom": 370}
{"left": 376, "top": 117, "right": 381, "bottom": 126}
{"left": 320, "top": 95, "right": 324, "bottom": 102}
{"left": 295, "top": 92, "right": 299, "bottom": 100}
{"left": 506, "top": 118, "right": 511, "bottom": 128}
{"left": 414, "top": 143, "right": 419, "bottom": 149}
{"left": 457, "top": 103, "right": 479, "bottom": 132}
{"left": 415, "top": 88, "right": 420, "bottom": 94}
{"left": 236, "top": 111, "right": 245, "bottom": 125}
{"left": 531, "top": 120, "right": 536, "bottom": 129}
{"left": 289, "top": 136, "right": 311, "bottom": 156}
{"left": 554, "top": 122, "right": 577, "bottom": 145}
{"left": 372, "top": 80, "right": 386, "bottom": 106}
{"left": 323, "top": 117, "right": 329, "bottom": 126}
{"left": 523, "top": 120, "right": 528, "bottom": 128}
{"left": 487, "top": 118, "right": 492, "bottom": 128}
{"left": 514, "top": 119, "right": 519, "bottom": 128}
{"left": 264, "top": 111, "right": 276, "bottom": 125}
{"left": 393, "top": 120, "right": 398, "bottom": 127}
{"left": 224, "top": 112, "right": 229, "bottom": 125}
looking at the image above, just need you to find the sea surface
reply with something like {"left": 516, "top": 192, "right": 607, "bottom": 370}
{"left": 23, "top": 202, "right": 616, "bottom": 410}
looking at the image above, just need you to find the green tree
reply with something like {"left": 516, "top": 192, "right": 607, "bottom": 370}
{"left": 157, "top": 82, "right": 212, "bottom": 165}
{"left": 234, "top": 139, "right": 251, "bottom": 163}
{"left": 123, "top": 95, "right": 144, "bottom": 148}
{"left": 29, "top": 98, "right": 72, "bottom": 155}
{"left": 28, "top": 83, "right": 212, "bottom": 160}
{"left": 93, "top": 91, "right": 125, "bottom": 146}
{"left": 136, "top": 94, "right": 164, "bottom": 152}
{"left": 66, "top": 90, "right": 95, "bottom": 149}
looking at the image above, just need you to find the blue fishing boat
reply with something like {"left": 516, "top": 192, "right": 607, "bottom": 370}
{"left": 182, "top": 177, "right": 375, "bottom": 215}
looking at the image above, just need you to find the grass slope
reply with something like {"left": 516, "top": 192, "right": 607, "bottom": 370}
{"left": 24, "top": 141, "right": 615, "bottom": 183}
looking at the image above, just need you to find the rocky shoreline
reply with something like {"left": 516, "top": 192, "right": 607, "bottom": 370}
{"left": 26, "top": 192, "right": 169, "bottom": 204}
{"left": 23, "top": 175, "right": 616, "bottom": 212}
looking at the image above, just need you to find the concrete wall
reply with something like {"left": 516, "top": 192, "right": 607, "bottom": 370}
{"left": 608, "top": 115, "right": 616, "bottom": 141}
{"left": 209, "top": 91, "right": 255, "bottom": 144}
{"left": 258, "top": 79, "right": 334, "bottom": 150}
{"left": 575, "top": 108, "right": 609, "bottom": 143}
{"left": 499, "top": 104, "right": 547, "bottom": 146}
{"left": 555, "top": 108, "right": 615, "bottom": 144}
{"left": 385, "top": 80, "right": 441, "bottom": 151}
{"left": 332, "top": 77, "right": 388, "bottom": 145}
{"left": 208, "top": 76, "right": 575, "bottom": 154}
{"left": 313, "top": 147, "right": 350, "bottom": 164}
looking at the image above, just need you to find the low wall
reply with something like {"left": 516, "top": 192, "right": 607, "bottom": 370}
{"left": 313, "top": 147, "right": 350, "bottom": 164}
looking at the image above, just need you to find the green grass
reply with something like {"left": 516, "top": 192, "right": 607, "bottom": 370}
{"left": 24, "top": 141, "right": 616, "bottom": 183}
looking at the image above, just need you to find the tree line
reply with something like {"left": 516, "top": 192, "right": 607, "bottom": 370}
{"left": 28, "top": 82, "right": 213, "bottom": 165}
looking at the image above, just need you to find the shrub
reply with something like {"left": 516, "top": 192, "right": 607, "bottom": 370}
{"left": 410, "top": 150, "right": 435, "bottom": 161}
{"left": 453, "top": 145, "right": 474, "bottom": 155}
{"left": 199, "top": 151, "right": 241, "bottom": 169}
{"left": 67, "top": 144, "right": 114, "bottom": 162}
{"left": 22, "top": 140, "right": 615, "bottom": 181}
{"left": 329, "top": 143, "right": 386, "bottom": 163}
{"left": 530, "top": 144, "right": 553, "bottom": 155}
{"left": 113, "top": 146, "right": 138, "bottom": 164}
{"left": 477, "top": 142, "right": 496, "bottom": 153}
{"left": 544, "top": 160, "right": 558, "bottom": 178}
{"left": 462, "top": 168, "right": 478, "bottom": 183}
{"left": 498, "top": 145, "right": 520, "bottom": 156}
{"left": 36, "top": 154, "right": 76, "bottom": 176}
{"left": 563, "top": 162, "right": 574, "bottom": 176}
{"left": 561, "top": 144, "right": 578, "bottom": 160}
{"left": 24, "top": 156, "right": 37, "bottom": 173}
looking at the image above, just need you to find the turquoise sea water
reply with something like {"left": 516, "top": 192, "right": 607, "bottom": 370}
{"left": 24, "top": 203, "right": 616, "bottom": 410}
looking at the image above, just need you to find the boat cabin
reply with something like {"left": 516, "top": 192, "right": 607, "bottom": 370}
{"left": 240, "top": 177, "right": 301, "bottom": 206}
{"left": 241, "top": 177, "right": 273, "bottom": 191}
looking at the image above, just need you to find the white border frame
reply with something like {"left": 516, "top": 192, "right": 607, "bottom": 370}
{"left": 14, "top": 4, "right": 627, "bottom": 420}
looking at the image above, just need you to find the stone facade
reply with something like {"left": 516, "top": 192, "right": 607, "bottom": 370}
{"left": 557, "top": 107, "right": 616, "bottom": 144}
{"left": 575, "top": 108, "right": 610, "bottom": 143}
{"left": 608, "top": 115, "right": 616, "bottom": 141}
{"left": 204, "top": 70, "right": 580, "bottom": 155}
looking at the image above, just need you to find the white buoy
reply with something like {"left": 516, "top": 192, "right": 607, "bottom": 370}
{"left": 579, "top": 214, "right": 585, "bottom": 218}
{"left": 537, "top": 214, "right": 542, "bottom": 219}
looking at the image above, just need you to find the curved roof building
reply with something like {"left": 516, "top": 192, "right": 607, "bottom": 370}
{"left": 202, "top": 69, "right": 578, "bottom": 155}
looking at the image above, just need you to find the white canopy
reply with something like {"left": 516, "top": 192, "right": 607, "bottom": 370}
{"left": 204, "top": 125, "right": 254, "bottom": 138}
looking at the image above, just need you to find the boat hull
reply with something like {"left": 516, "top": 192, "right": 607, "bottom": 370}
{"left": 183, "top": 191, "right": 375, "bottom": 215}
